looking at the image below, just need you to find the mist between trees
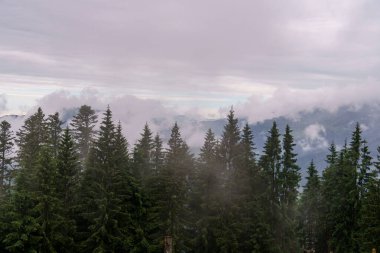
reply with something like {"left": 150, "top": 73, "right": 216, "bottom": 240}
{"left": 0, "top": 105, "right": 379, "bottom": 253}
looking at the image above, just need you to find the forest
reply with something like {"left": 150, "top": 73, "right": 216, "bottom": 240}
{"left": 0, "top": 105, "right": 379, "bottom": 253}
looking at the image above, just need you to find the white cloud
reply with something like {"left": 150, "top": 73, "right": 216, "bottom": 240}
{"left": 32, "top": 89, "right": 209, "bottom": 147}
{"left": 237, "top": 83, "right": 380, "bottom": 123}
{"left": 299, "top": 123, "right": 329, "bottom": 152}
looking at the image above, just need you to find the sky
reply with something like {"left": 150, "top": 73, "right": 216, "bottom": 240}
{"left": 1, "top": 0, "right": 380, "bottom": 122}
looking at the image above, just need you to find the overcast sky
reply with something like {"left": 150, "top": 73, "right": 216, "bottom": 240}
{"left": 1, "top": 0, "right": 380, "bottom": 121}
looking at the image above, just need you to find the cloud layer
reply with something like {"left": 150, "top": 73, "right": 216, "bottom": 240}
{"left": 1, "top": 0, "right": 380, "bottom": 119}
{"left": 0, "top": 94, "right": 7, "bottom": 113}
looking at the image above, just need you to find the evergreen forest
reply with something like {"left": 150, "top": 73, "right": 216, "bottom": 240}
{"left": 0, "top": 105, "right": 379, "bottom": 253}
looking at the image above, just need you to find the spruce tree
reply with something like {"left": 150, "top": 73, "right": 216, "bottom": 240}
{"left": 357, "top": 146, "right": 380, "bottom": 252}
{"left": 258, "top": 121, "right": 282, "bottom": 252}
{"left": 299, "top": 160, "right": 321, "bottom": 252}
{"left": 152, "top": 133, "right": 164, "bottom": 172}
{"left": 279, "top": 125, "right": 300, "bottom": 252}
{"left": 78, "top": 107, "right": 145, "bottom": 252}
{"left": 280, "top": 125, "right": 300, "bottom": 207}
{"left": 2, "top": 108, "right": 49, "bottom": 252}
{"left": 16, "top": 107, "right": 47, "bottom": 173}
{"left": 0, "top": 120, "right": 14, "bottom": 196}
{"left": 46, "top": 112, "right": 62, "bottom": 157}
{"left": 55, "top": 128, "right": 80, "bottom": 252}
{"left": 237, "top": 123, "right": 272, "bottom": 252}
{"left": 34, "top": 146, "right": 65, "bottom": 253}
{"left": 193, "top": 129, "right": 220, "bottom": 252}
{"left": 133, "top": 123, "right": 154, "bottom": 184}
{"left": 70, "top": 105, "right": 98, "bottom": 164}
{"left": 154, "top": 123, "right": 194, "bottom": 252}
{"left": 144, "top": 133, "right": 165, "bottom": 252}
{"left": 214, "top": 109, "right": 241, "bottom": 252}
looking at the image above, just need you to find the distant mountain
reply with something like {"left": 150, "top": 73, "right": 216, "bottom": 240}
{"left": 198, "top": 104, "right": 380, "bottom": 184}
{"left": 2, "top": 104, "right": 380, "bottom": 183}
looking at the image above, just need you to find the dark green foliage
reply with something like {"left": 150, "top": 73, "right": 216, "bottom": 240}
{"left": 0, "top": 120, "right": 14, "bottom": 196}
{"left": 78, "top": 107, "right": 147, "bottom": 253}
{"left": 193, "top": 129, "right": 221, "bottom": 252}
{"left": 46, "top": 112, "right": 62, "bottom": 157}
{"left": 55, "top": 128, "right": 80, "bottom": 252}
{"left": 70, "top": 105, "right": 98, "bottom": 163}
{"left": 133, "top": 123, "right": 154, "bottom": 184}
{"left": 16, "top": 107, "right": 47, "bottom": 171}
{"left": 299, "top": 160, "right": 321, "bottom": 252}
{"left": 1, "top": 106, "right": 380, "bottom": 253}
{"left": 152, "top": 123, "right": 194, "bottom": 252}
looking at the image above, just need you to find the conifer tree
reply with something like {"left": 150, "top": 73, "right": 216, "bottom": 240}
{"left": 237, "top": 123, "right": 273, "bottom": 252}
{"left": 2, "top": 108, "right": 49, "bottom": 252}
{"left": 16, "top": 107, "right": 47, "bottom": 172}
{"left": 0, "top": 120, "right": 14, "bottom": 196}
{"left": 213, "top": 109, "right": 241, "bottom": 252}
{"left": 280, "top": 125, "right": 300, "bottom": 207}
{"left": 133, "top": 123, "right": 154, "bottom": 184}
{"left": 70, "top": 105, "right": 98, "bottom": 164}
{"left": 299, "top": 160, "right": 321, "bottom": 252}
{"left": 46, "top": 112, "right": 62, "bottom": 157}
{"left": 240, "top": 123, "right": 256, "bottom": 170}
{"left": 193, "top": 129, "right": 220, "bottom": 252}
{"left": 154, "top": 123, "right": 194, "bottom": 252}
{"left": 55, "top": 128, "right": 80, "bottom": 252}
{"left": 34, "top": 146, "right": 65, "bottom": 253}
{"left": 219, "top": 108, "right": 241, "bottom": 173}
{"left": 279, "top": 125, "right": 300, "bottom": 252}
{"left": 259, "top": 121, "right": 282, "bottom": 252}
{"left": 152, "top": 133, "right": 164, "bottom": 172}
{"left": 144, "top": 133, "right": 165, "bottom": 252}
{"left": 78, "top": 107, "right": 145, "bottom": 252}
{"left": 356, "top": 145, "right": 379, "bottom": 252}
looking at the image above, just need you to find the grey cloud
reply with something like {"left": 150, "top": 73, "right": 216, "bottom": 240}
{"left": 0, "top": 94, "right": 7, "bottom": 112}
{"left": 1, "top": 0, "right": 380, "bottom": 119}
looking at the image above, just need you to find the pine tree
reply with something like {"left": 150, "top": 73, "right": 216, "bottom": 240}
{"left": 16, "top": 107, "right": 47, "bottom": 172}
{"left": 280, "top": 125, "right": 300, "bottom": 207}
{"left": 152, "top": 133, "right": 164, "bottom": 172}
{"left": 214, "top": 109, "right": 241, "bottom": 252}
{"left": 325, "top": 125, "right": 363, "bottom": 253}
{"left": 258, "top": 121, "right": 282, "bottom": 252}
{"left": 320, "top": 143, "right": 347, "bottom": 253}
{"left": 2, "top": 108, "right": 49, "bottom": 252}
{"left": 240, "top": 123, "right": 256, "bottom": 170}
{"left": 278, "top": 125, "right": 301, "bottom": 252}
{"left": 299, "top": 160, "right": 321, "bottom": 252}
{"left": 55, "top": 128, "right": 80, "bottom": 252}
{"left": 46, "top": 112, "right": 62, "bottom": 157}
{"left": 114, "top": 122, "right": 149, "bottom": 252}
{"left": 219, "top": 108, "right": 241, "bottom": 173}
{"left": 34, "top": 146, "right": 65, "bottom": 253}
{"left": 153, "top": 123, "right": 194, "bottom": 252}
{"left": 70, "top": 105, "right": 98, "bottom": 164}
{"left": 78, "top": 107, "right": 144, "bottom": 252}
{"left": 193, "top": 129, "right": 220, "bottom": 252}
{"left": 144, "top": 133, "right": 165, "bottom": 252}
{"left": 357, "top": 146, "right": 379, "bottom": 252}
{"left": 133, "top": 123, "right": 154, "bottom": 184}
{"left": 0, "top": 120, "right": 14, "bottom": 196}
{"left": 259, "top": 121, "right": 282, "bottom": 205}
{"left": 237, "top": 123, "right": 273, "bottom": 252}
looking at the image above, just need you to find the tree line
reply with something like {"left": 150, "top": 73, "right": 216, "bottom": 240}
{"left": 0, "top": 105, "right": 379, "bottom": 253}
